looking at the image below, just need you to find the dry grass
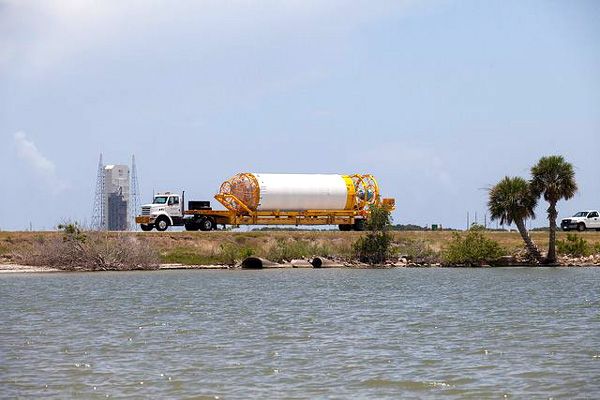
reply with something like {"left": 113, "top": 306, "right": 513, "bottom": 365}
{"left": 9, "top": 231, "right": 159, "bottom": 271}
{"left": 2, "top": 230, "right": 600, "bottom": 266}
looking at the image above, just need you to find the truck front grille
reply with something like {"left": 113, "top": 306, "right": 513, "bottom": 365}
{"left": 141, "top": 206, "right": 151, "bottom": 216}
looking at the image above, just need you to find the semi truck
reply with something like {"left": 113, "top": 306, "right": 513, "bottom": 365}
{"left": 135, "top": 173, "right": 395, "bottom": 232}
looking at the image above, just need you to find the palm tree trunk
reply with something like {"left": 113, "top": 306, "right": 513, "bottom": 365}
{"left": 547, "top": 201, "right": 558, "bottom": 264}
{"left": 514, "top": 218, "right": 543, "bottom": 263}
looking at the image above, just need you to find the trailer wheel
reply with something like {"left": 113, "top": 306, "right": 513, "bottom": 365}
{"left": 155, "top": 216, "right": 170, "bottom": 232}
{"left": 353, "top": 219, "right": 366, "bottom": 231}
{"left": 199, "top": 217, "right": 215, "bottom": 231}
{"left": 140, "top": 224, "right": 153, "bottom": 231}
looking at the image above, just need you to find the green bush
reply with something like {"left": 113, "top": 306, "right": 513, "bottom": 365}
{"left": 58, "top": 222, "right": 87, "bottom": 243}
{"left": 595, "top": 243, "right": 600, "bottom": 254}
{"left": 353, "top": 204, "right": 392, "bottom": 265}
{"left": 218, "top": 242, "right": 254, "bottom": 265}
{"left": 556, "top": 234, "right": 591, "bottom": 257}
{"left": 442, "top": 229, "right": 504, "bottom": 266}
{"left": 354, "top": 233, "right": 392, "bottom": 264}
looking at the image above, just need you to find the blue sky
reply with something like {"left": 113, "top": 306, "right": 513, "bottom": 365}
{"left": 1, "top": 0, "right": 599, "bottom": 230}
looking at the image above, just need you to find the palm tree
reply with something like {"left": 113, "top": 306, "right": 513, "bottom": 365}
{"left": 488, "top": 176, "right": 543, "bottom": 262}
{"left": 530, "top": 155, "right": 577, "bottom": 264}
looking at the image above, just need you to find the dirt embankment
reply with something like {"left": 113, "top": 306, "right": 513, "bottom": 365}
{"left": 1, "top": 230, "right": 599, "bottom": 272}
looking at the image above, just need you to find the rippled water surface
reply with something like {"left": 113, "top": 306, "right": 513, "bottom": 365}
{"left": 2, "top": 268, "right": 600, "bottom": 399}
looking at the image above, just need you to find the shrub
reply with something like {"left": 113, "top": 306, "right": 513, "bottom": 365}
{"left": 218, "top": 242, "right": 254, "bottom": 265}
{"left": 556, "top": 234, "right": 591, "bottom": 257}
{"left": 394, "top": 238, "right": 440, "bottom": 264}
{"left": 13, "top": 223, "right": 159, "bottom": 271}
{"left": 442, "top": 229, "right": 504, "bottom": 266}
{"left": 353, "top": 204, "right": 392, "bottom": 265}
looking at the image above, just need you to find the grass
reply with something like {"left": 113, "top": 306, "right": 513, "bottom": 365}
{"left": 160, "top": 247, "right": 222, "bottom": 265}
{"left": 2, "top": 230, "right": 600, "bottom": 265}
{"left": 259, "top": 238, "right": 336, "bottom": 263}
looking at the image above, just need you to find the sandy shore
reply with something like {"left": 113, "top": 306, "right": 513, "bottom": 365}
{"left": 1, "top": 261, "right": 598, "bottom": 273}
{"left": 0, "top": 264, "right": 61, "bottom": 273}
{"left": 0, "top": 263, "right": 232, "bottom": 273}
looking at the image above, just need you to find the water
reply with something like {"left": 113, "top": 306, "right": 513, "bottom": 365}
{"left": 1, "top": 268, "right": 599, "bottom": 399}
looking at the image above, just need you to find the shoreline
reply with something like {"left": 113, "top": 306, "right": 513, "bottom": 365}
{"left": 2, "top": 261, "right": 599, "bottom": 274}
{"left": 2, "top": 231, "right": 599, "bottom": 273}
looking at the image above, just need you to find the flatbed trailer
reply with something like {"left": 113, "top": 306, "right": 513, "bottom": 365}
{"left": 182, "top": 208, "right": 373, "bottom": 231}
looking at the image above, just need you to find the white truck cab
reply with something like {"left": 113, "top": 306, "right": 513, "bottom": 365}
{"left": 561, "top": 210, "right": 600, "bottom": 232}
{"left": 139, "top": 192, "right": 184, "bottom": 231}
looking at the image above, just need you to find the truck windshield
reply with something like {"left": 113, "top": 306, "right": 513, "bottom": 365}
{"left": 573, "top": 212, "right": 589, "bottom": 217}
{"left": 153, "top": 196, "right": 168, "bottom": 204}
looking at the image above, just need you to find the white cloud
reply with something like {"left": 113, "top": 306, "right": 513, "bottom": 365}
{"left": 13, "top": 131, "right": 68, "bottom": 193}
{"left": 0, "top": 0, "right": 420, "bottom": 77}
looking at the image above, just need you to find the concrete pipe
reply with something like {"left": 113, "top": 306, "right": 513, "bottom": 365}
{"left": 310, "top": 257, "right": 344, "bottom": 268}
{"left": 240, "top": 257, "right": 280, "bottom": 269}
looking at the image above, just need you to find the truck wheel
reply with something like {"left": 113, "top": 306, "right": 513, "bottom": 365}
{"left": 155, "top": 216, "right": 170, "bottom": 232}
{"left": 199, "top": 217, "right": 215, "bottom": 231}
{"left": 140, "top": 224, "right": 153, "bottom": 231}
{"left": 353, "top": 219, "right": 366, "bottom": 231}
{"left": 577, "top": 223, "right": 586, "bottom": 232}
{"left": 338, "top": 224, "right": 352, "bottom": 231}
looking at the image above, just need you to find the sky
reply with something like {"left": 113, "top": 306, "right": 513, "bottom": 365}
{"left": 1, "top": 0, "right": 599, "bottom": 231}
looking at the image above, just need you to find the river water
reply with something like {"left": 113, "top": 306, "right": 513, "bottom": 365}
{"left": 1, "top": 268, "right": 599, "bottom": 399}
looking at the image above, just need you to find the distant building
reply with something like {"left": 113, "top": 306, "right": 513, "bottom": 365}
{"left": 103, "top": 165, "right": 130, "bottom": 230}
{"left": 92, "top": 155, "right": 140, "bottom": 231}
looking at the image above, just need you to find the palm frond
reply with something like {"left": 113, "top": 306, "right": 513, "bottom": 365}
{"left": 488, "top": 176, "right": 537, "bottom": 226}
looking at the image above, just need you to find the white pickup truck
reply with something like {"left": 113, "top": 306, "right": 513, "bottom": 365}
{"left": 560, "top": 210, "right": 600, "bottom": 231}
